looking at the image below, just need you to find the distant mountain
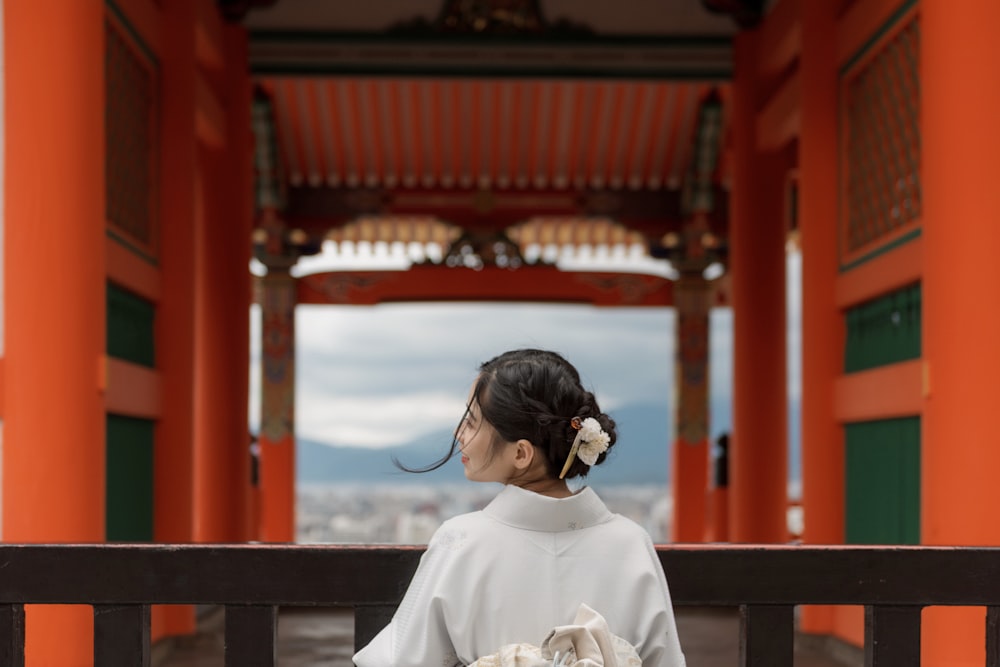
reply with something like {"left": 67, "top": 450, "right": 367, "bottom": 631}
{"left": 297, "top": 402, "right": 675, "bottom": 486}
{"left": 296, "top": 397, "right": 802, "bottom": 486}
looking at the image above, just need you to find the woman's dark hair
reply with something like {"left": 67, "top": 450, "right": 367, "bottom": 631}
{"left": 397, "top": 349, "right": 617, "bottom": 479}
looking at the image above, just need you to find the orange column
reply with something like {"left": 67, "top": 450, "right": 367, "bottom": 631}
{"left": 258, "top": 267, "right": 296, "bottom": 542}
{"left": 225, "top": 25, "right": 255, "bottom": 543}
{"left": 670, "top": 275, "right": 710, "bottom": 543}
{"left": 729, "top": 29, "right": 789, "bottom": 544}
{"left": 922, "top": 1, "right": 1000, "bottom": 664}
{"left": 798, "top": 0, "right": 843, "bottom": 635}
{"left": 4, "top": 0, "right": 105, "bottom": 664}
{"left": 193, "top": 149, "right": 225, "bottom": 542}
{"left": 155, "top": 0, "right": 197, "bottom": 637}
{"left": 193, "top": 68, "right": 253, "bottom": 543}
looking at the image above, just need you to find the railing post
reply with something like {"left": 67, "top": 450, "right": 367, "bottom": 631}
{"left": 0, "top": 604, "right": 25, "bottom": 667}
{"left": 739, "top": 604, "right": 794, "bottom": 666}
{"left": 94, "top": 604, "right": 151, "bottom": 667}
{"left": 864, "top": 605, "right": 921, "bottom": 666}
{"left": 225, "top": 605, "right": 278, "bottom": 667}
{"left": 987, "top": 606, "right": 1000, "bottom": 667}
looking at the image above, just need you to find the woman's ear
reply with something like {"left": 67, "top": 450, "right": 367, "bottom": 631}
{"left": 511, "top": 439, "right": 536, "bottom": 470}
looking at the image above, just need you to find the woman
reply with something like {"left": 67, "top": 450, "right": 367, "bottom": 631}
{"left": 353, "top": 349, "right": 686, "bottom": 666}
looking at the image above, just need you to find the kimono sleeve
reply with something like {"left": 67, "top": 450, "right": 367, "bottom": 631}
{"left": 352, "top": 523, "right": 467, "bottom": 667}
{"left": 635, "top": 534, "right": 687, "bottom": 667}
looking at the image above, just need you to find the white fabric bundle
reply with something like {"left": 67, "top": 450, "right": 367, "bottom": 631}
{"left": 468, "top": 604, "right": 642, "bottom": 667}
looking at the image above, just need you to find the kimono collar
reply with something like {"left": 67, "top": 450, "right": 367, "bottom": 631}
{"left": 482, "top": 484, "right": 614, "bottom": 532}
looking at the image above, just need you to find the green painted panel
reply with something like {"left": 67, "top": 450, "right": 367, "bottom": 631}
{"left": 106, "top": 282, "right": 155, "bottom": 367}
{"left": 844, "top": 283, "right": 921, "bottom": 373}
{"left": 845, "top": 417, "right": 920, "bottom": 545}
{"left": 106, "top": 414, "right": 154, "bottom": 541}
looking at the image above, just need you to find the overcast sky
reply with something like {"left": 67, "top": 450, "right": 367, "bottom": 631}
{"left": 249, "top": 252, "right": 801, "bottom": 450}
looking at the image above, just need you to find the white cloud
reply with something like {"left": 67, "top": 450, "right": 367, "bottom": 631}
{"left": 709, "top": 307, "right": 733, "bottom": 402}
{"left": 296, "top": 391, "right": 466, "bottom": 447}
{"left": 252, "top": 302, "right": 679, "bottom": 448}
{"left": 786, "top": 250, "right": 802, "bottom": 400}
{"left": 249, "top": 252, "right": 803, "bottom": 449}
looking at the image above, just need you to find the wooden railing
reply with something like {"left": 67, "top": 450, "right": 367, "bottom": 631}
{"left": 2, "top": 544, "right": 1000, "bottom": 666}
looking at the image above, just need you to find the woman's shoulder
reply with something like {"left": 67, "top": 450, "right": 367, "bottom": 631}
{"left": 598, "top": 511, "right": 658, "bottom": 545}
{"left": 426, "top": 508, "right": 493, "bottom": 550}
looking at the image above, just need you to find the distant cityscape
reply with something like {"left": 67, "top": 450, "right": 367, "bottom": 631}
{"left": 297, "top": 482, "right": 674, "bottom": 544}
{"left": 293, "top": 397, "right": 802, "bottom": 545}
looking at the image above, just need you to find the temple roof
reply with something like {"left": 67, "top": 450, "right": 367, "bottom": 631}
{"left": 243, "top": 0, "right": 740, "bottom": 273}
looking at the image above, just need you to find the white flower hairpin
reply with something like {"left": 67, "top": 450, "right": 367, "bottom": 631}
{"left": 558, "top": 417, "right": 611, "bottom": 479}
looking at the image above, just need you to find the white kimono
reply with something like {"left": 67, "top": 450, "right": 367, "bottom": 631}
{"left": 353, "top": 485, "right": 686, "bottom": 667}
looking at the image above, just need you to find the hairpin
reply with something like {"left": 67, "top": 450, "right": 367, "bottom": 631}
{"left": 558, "top": 416, "right": 610, "bottom": 479}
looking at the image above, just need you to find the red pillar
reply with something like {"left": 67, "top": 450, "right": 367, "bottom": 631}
{"left": 193, "top": 149, "right": 231, "bottom": 542}
{"left": 798, "top": 0, "right": 843, "bottom": 635}
{"left": 224, "top": 25, "right": 255, "bottom": 543}
{"left": 922, "top": 1, "right": 1000, "bottom": 663}
{"left": 671, "top": 275, "right": 710, "bottom": 543}
{"left": 729, "top": 29, "right": 788, "bottom": 544}
{"left": 4, "top": 0, "right": 105, "bottom": 663}
{"left": 258, "top": 267, "right": 296, "bottom": 542}
{"left": 193, "top": 47, "right": 253, "bottom": 542}
{"left": 156, "top": 0, "right": 197, "bottom": 636}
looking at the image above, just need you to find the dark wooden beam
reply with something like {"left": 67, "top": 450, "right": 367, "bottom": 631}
{"left": 248, "top": 31, "right": 732, "bottom": 80}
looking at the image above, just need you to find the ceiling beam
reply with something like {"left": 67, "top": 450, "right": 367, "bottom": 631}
{"left": 248, "top": 31, "right": 733, "bottom": 79}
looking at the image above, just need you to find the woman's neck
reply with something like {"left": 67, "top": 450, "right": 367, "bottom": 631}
{"left": 510, "top": 477, "right": 574, "bottom": 499}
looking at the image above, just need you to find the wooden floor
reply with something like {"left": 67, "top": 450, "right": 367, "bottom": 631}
{"left": 156, "top": 606, "right": 862, "bottom": 667}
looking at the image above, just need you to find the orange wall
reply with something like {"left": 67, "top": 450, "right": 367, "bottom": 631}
{"left": 4, "top": 1, "right": 106, "bottom": 664}
{"left": 4, "top": 0, "right": 254, "bottom": 658}
{"left": 921, "top": 0, "right": 1000, "bottom": 664}
{"left": 752, "top": 0, "right": 929, "bottom": 647}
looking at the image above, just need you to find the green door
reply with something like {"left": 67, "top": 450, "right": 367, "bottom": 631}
{"left": 845, "top": 417, "right": 920, "bottom": 544}
{"left": 106, "top": 414, "right": 154, "bottom": 541}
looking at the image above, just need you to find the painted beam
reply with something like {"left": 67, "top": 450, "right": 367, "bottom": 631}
{"left": 105, "top": 358, "right": 162, "bottom": 419}
{"left": 835, "top": 235, "right": 922, "bottom": 309}
{"left": 106, "top": 236, "right": 162, "bottom": 302}
{"left": 297, "top": 265, "right": 675, "bottom": 307}
{"left": 756, "top": 70, "right": 800, "bottom": 152}
{"left": 833, "top": 360, "right": 922, "bottom": 422}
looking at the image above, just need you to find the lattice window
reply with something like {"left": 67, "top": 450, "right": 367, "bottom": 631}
{"left": 843, "top": 14, "right": 920, "bottom": 255}
{"left": 106, "top": 20, "right": 157, "bottom": 253}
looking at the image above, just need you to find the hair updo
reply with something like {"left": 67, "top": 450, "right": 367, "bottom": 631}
{"left": 473, "top": 349, "right": 617, "bottom": 479}
{"left": 397, "top": 349, "right": 618, "bottom": 478}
